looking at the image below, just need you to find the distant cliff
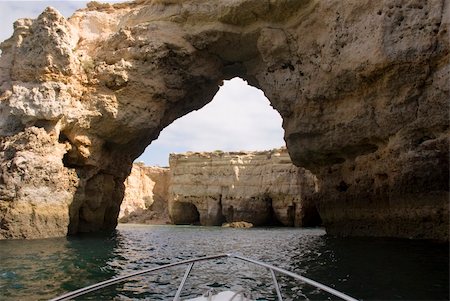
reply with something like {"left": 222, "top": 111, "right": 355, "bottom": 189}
{"left": 168, "top": 148, "right": 321, "bottom": 227}
{"left": 120, "top": 164, "right": 170, "bottom": 224}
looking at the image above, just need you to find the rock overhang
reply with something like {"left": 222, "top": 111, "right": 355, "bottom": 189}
{"left": 0, "top": 0, "right": 448, "bottom": 240}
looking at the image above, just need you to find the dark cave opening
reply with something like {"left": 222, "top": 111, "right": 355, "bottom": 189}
{"left": 170, "top": 202, "right": 200, "bottom": 225}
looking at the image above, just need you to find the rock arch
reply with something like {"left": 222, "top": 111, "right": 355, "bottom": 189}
{"left": 0, "top": 0, "right": 448, "bottom": 240}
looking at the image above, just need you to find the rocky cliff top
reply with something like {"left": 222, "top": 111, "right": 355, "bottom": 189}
{"left": 170, "top": 147, "right": 289, "bottom": 160}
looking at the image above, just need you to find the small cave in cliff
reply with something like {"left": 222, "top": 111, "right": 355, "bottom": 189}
{"left": 300, "top": 205, "right": 322, "bottom": 227}
{"left": 170, "top": 202, "right": 200, "bottom": 225}
{"left": 59, "top": 132, "right": 76, "bottom": 168}
{"left": 59, "top": 131, "right": 83, "bottom": 168}
{"left": 336, "top": 181, "right": 349, "bottom": 192}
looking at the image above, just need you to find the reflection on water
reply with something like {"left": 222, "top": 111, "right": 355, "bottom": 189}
{"left": 0, "top": 225, "right": 448, "bottom": 301}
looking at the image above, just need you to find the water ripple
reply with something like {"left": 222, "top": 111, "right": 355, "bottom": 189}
{"left": 0, "top": 225, "right": 448, "bottom": 300}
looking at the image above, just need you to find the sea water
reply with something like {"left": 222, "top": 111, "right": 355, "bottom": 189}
{"left": 0, "top": 224, "right": 448, "bottom": 300}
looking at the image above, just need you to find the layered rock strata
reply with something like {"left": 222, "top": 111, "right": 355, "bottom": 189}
{"left": 0, "top": 0, "right": 448, "bottom": 239}
{"left": 168, "top": 149, "right": 319, "bottom": 227}
{"left": 119, "top": 163, "right": 170, "bottom": 224}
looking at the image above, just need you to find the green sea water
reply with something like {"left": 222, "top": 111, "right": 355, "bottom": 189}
{"left": 0, "top": 224, "right": 448, "bottom": 300}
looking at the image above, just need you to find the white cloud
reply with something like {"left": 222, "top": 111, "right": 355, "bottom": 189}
{"left": 0, "top": 3, "right": 285, "bottom": 167}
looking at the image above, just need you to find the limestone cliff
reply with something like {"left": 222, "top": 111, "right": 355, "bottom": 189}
{"left": 0, "top": 0, "right": 448, "bottom": 240}
{"left": 120, "top": 163, "right": 170, "bottom": 224}
{"left": 169, "top": 148, "right": 319, "bottom": 227}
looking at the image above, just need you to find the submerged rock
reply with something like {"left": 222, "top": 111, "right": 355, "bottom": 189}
{"left": 222, "top": 221, "right": 253, "bottom": 229}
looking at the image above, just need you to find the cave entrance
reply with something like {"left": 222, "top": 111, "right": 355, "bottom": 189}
{"left": 118, "top": 78, "right": 321, "bottom": 229}
{"left": 170, "top": 202, "right": 200, "bottom": 225}
{"left": 119, "top": 77, "right": 286, "bottom": 225}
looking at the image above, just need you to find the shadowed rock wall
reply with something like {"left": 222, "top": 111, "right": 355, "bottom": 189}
{"left": 0, "top": 0, "right": 448, "bottom": 239}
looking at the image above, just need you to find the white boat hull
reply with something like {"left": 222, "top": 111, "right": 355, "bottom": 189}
{"left": 186, "top": 290, "right": 252, "bottom": 301}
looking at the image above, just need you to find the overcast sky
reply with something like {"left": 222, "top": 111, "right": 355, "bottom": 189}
{"left": 0, "top": 1, "right": 285, "bottom": 166}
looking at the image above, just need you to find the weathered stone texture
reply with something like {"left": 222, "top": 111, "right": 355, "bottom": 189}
{"left": 120, "top": 163, "right": 170, "bottom": 223}
{"left": 168, "top": 148, "right": 319, "bottom": 227}
{"left": 0, "top": 0, "right": 448, "bottom": 239}
{"left": 0, "top": 127, "right": 78, "bottom": 239}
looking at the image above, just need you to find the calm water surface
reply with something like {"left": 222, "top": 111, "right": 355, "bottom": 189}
{"left": 0, "top": 224, "right": 448, "bottom": 300}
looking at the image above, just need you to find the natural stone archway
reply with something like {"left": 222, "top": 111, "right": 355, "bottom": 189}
{"left": 0, "top": 0, "right": 448, "bottom": 240}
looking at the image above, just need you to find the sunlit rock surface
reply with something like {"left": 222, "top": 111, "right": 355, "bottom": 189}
{"left": 0, "top": 0, "right": 448, "bottom": 239}
{"left": 168, "top": 148, "right": 319, "bottom": 227}
{"left": 119, "top": 163, "right": 170, "bottom": 224}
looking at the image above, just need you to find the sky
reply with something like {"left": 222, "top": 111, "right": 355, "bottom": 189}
{"left": 0, "top": 1, "right": 285, "bottom": 166}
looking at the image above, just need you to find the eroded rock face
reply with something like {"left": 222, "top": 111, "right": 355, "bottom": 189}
{"left": 168, "top": 148, "right": 319, "bottom": 227}
{"left": 0, "top": 127, "right": 78, "bottom": 238}
{"left": 120, "top": 163, "right": 170, "bottom": 223}
{"left": 0, "top": 0, "right": 448, "bottom": 239}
